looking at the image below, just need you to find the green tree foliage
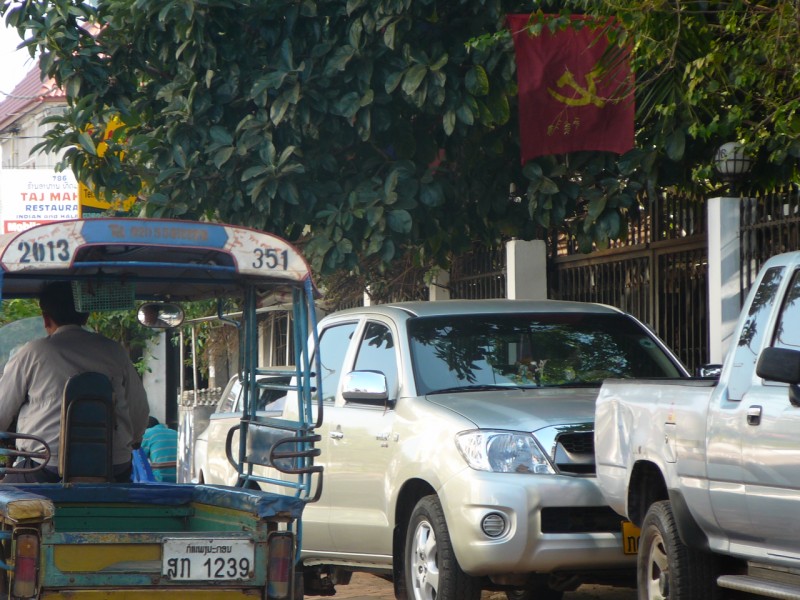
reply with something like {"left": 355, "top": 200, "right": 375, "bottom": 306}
{"left": 0, "top": 299, "right": 41, "bottom": 325}
{"left": 471, "top": 1, "right": 800, "bottom": 250}
{"left": 3, "top": 0, "right": 539, "bottom": 274}
{"left": 2, "top": 0, "right": 798, "bottom": 269}
{"left": 581, "top": 0, "right": 800, "bottom": 184}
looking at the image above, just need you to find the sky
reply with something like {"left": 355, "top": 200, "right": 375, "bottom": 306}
{"left": 0, "top": 23, "right": 37, "bottom": 97}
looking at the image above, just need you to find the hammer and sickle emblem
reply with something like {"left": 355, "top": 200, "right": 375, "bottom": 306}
{"left": 547, "top": 68, "right": 606, "bottom": 108}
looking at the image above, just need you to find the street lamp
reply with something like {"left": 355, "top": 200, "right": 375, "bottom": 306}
{"left": 714, "top": 142, "right": 752, "bottom": 196}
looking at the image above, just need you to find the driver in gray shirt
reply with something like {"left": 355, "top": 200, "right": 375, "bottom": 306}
{"left": 0, "top": 282, "right": 150, "bottom": 483}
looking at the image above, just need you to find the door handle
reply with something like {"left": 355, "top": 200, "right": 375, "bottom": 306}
{"left": 329, "top": 431, "right": 344, "bottom": 440}
{"left": 747, "top": 405, "right": 762, "bottom": 426}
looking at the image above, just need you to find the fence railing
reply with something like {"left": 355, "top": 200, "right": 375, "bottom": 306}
{"left": 740, "top": 186, "right": 800, "bottom": 299}
{"left": 552, "top": 191, "right": 709, "bottom": 372}
{"left": 449, "top": 245, "right": 506, "bottom": 300}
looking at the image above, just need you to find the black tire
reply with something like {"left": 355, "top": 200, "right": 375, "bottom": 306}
{"left": 404, "top": 495, "right": 481, "bottom": 600}
{"left": 637, "top": 500, "right": 719, "bottom": 600}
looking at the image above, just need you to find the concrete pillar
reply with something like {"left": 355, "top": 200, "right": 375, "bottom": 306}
{"left": 142, "top": 333, "right": 167, "bottom": 422}
{"left": 505, "top": 239, "right": 547, "bottom": 300}
{"left": 428, "top": 268, "right": 450, "bottom": 301}
{"left": 707, "top": 197, "right": 741, "bottom": 363}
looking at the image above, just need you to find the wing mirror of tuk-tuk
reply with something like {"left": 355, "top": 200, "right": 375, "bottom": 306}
{"left": 137, "top": 302, "right": 185, "bottom": 329}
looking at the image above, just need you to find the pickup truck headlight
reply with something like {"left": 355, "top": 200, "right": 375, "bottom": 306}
{"left": 455, "top": 430, "right": 555, "bottom": 474}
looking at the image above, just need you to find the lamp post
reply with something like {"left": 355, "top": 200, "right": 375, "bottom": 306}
{"left": 714, "top": 142, "right": 752, "bottom": 196}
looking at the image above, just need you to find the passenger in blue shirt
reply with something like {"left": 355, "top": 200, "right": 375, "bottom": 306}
{"left": 141, "top": 417, "right": 178, "bottom": 482}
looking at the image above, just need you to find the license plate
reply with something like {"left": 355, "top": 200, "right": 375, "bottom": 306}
{"left": 162, "top": 538, "right": 254, "bottom": 581}
{"left": 621, "top": 521, "right": 641, "bottom": 555}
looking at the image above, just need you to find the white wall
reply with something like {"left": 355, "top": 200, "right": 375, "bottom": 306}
{"left": 506, "top": 239, "right": 547, "bottom": 300}
{"left": 142, "top": 333, "right": 167, "bottom": 423}
{"left": 707, "top": 197, "right": 742, "bottom": 363}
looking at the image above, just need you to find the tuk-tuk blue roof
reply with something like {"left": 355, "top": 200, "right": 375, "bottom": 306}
{"left": 0, "top": 218, "right": 315, "bottom": 301}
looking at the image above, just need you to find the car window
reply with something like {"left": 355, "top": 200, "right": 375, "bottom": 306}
{"left": 218, "top": 379, "right": 242, "bottom": 413}
{"left": 255, "top": 376, "right": 292, "bottom": 412}
{"left": 408, "top": 312, "right": 684, "bottom": 395}
{"left": 315, "top": 322, "right": 359, "bottom": 403}
{"left": 353, "top": 321, "right": 398, "bottom": 402}
{"left": 772, "top": 269, "right": 800, "bottom": 350}
{"left": 728, "top": 266, "right": 784, "bottom": 400}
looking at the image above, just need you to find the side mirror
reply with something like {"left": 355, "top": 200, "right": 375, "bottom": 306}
{"left": 757, "top": 346, "right": 800, "bottom": 408}
{"left": 696, "top": 364, "right": 722, "bottom": 379}
{"left": 341, "top": 370, "right": 390, "bottom": 406}
{"left": 137, "top": 302, "right": 184, "bottom": 329}
{"left": 756, "top": 347, "right": 800, "bottom": 384}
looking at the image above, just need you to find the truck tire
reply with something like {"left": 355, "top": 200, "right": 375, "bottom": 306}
{"left": 638, "top": 501, "right": 718, "bottom": 600}
{"left": 405, "top": 495, "right": 481, "bottom": 600}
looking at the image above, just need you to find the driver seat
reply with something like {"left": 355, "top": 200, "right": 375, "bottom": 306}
{"left": 59, "top": 372, "right": 114, "bottom": 483}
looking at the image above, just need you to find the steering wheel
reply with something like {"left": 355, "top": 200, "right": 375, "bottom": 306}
{"left": 0, "top": 431, "right": 51, "bottom": 474}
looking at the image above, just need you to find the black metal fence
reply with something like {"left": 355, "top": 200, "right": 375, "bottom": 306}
{"left": 445, "top": 191, "right": 710, "bottom": 372}
{"left": 740, "top": 186, "right": 800, "bottom": 298}
{"left": 449, "top": 246, "right": 506, "bottom": 299}
{"left": 551, "top": 191, "right": 709, "bottom": 373}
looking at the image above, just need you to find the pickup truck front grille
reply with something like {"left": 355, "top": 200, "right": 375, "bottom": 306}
{"left": 541, "top": 506, "right": 623, "bottom": 533}
{"left": 553, "top": 431, "right": 595, "bottom": 475}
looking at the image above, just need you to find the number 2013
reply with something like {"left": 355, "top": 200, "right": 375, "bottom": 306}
{"left": 17, "top": 239, "right": 70, "bottom": 263}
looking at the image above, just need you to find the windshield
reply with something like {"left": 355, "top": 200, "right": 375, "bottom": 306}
{"left": 408, "top": 312, "right": 683, "bottom": 395}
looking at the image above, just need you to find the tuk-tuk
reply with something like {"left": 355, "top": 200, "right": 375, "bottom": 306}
{"left": 0, "top": 218, "right": 322, "bottom": 599}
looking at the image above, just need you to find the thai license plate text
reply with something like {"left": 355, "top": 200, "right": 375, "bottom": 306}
{"left": 162, "top": 538, "right": 254, "bottom": 581}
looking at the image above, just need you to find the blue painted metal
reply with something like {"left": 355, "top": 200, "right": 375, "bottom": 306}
{"left": 71, "top": 260, "right": 238, "bottom": 274}
{"left": 3, "top": 480, "right": 306, "bottom": 521}
{"left": 81, "top": 219, "right": 230, "bottom": 248}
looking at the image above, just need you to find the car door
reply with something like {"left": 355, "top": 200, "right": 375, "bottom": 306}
{"left": 325, "top": 319, "right": 400, "bottom": 558}
{"left": 736, "top": 267, "right": 800, "bottom": 556}
{"left": 297, "top": 320, "right": 360, "bottom": 555}
{"left": 204, "top": 377, "right": 242, "bottom": 485}
{"left": 706, "top": 265, "right": 784, "bottom": 536}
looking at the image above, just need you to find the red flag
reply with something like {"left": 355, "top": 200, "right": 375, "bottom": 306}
{"left": 507, "top": 14, "right": 634, "bottom": 163}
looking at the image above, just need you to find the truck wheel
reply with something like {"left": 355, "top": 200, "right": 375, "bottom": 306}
{"left": 638, "top": 501, "right": 718, "bottom": 600}
{"left": 405, "top": 495, "right": 481, "bottom": 600}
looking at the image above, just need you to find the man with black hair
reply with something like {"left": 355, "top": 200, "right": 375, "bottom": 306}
{"left": 0, "top": 281, "right": 150, "bottom": 483}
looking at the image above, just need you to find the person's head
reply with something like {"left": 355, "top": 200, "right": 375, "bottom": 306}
{"left": 148, "top": 416, "right": 159, "bottom": 428}
{"left": 140, "top": 304, "right": 159, "bottom": 326}
{"left": 39, "top": 281, "right": 89, "bottom": 332}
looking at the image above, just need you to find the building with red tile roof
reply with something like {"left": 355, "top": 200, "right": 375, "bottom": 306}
{"left": 0, "top": 62, "right": 77, "bottom": 233}
{"left": 0, "top": 61, "right": 66, "bottom": 169}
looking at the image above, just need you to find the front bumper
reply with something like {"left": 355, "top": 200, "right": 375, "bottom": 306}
{"left": 438, "top": 469, "right": 635, "bottom": 576}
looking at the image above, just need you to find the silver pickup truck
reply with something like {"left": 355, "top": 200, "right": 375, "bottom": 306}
{"left": 273, "top": 299, "right": 685, "bottom": 600}
{"left": 595, "top": 251, "right": 800, "bottom": 600}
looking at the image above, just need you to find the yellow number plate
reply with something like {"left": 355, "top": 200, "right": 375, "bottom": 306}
{"left": 621, "top": 521, "right": 641, "bottom": 555}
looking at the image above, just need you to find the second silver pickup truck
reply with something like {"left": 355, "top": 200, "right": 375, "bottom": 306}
{"left": 596, "top": 251, "right": 800, "bottom": 600}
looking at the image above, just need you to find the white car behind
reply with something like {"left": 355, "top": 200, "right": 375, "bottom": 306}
{"left": 193, "top": 371, "right": 293, "bottom": 486}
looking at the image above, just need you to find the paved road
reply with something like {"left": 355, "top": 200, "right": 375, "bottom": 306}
{"left": 327, "top": 572, "right": 637, "bottom": 600}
